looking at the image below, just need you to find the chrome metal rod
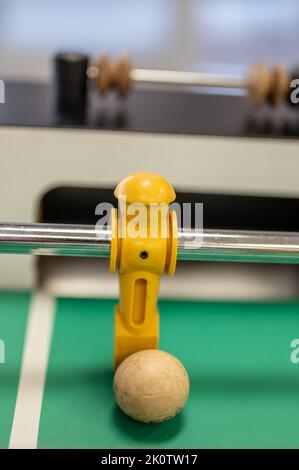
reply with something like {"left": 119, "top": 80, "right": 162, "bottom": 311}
{"left": 1, "top": 223, "right": 299, "bottom": 264}
{"left": 178, "top": 229, "right": 299, "bottom": 263}
{"left": 131, "top": 69, "right": 245, "bottom": 90}
{"left": 0, "top": 223, "right": 111, "bottom": 257}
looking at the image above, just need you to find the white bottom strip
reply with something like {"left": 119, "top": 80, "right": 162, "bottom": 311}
{"left": 9, "top": 290, "right": 56, "bottom": 449}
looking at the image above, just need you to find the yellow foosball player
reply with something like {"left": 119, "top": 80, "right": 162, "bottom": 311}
{"left": 110, "top": 172, "right": 177, "bottom": 368}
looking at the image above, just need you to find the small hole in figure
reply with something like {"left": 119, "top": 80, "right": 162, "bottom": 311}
{"left": 139, "top": 251, "right": 148, "bottom": 260}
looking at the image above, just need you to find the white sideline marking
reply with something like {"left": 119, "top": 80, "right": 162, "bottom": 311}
{"left": 9, "top": 291, "right": 56, "bottom": 449}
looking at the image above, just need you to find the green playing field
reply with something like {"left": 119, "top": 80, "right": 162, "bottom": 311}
{"left": 1, "top": 292, "right": 299, "bottom": 448}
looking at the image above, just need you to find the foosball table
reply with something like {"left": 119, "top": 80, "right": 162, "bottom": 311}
{"left": 0, "top": 53, "right": 299, "bottom": 449}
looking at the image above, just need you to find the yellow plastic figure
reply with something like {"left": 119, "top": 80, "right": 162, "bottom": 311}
{"left": 110, "top": 172, "right": 178, "bottom": 368}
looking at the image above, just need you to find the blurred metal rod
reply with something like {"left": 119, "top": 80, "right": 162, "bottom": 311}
{"left": 131, "top": 69, "right": 245, "bottom": 90}
{"left": 1, "top": 223, "right": 299, "bottom": 264}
